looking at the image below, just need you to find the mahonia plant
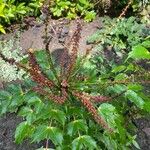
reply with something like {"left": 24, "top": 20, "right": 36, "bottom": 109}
{"left": 0, "top": 20, "right": 112, "bottom": 132}
{"left": 0, "top": 19, "right": 150, "bottom": 149}
{"left": 0, "top": 6, "right": 150, "bottom": 150}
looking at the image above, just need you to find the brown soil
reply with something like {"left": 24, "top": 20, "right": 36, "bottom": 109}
{"left": 0, "top": 113, "right": 42, "bottom": 150}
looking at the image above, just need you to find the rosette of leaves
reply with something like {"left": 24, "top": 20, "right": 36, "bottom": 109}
{"left": 0, "top": 20, "right": 150, "bottom": 149}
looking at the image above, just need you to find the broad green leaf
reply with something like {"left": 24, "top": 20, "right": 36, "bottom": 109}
{"left": 0, "top": 90, "right": 12, "bottom": 114}
{"left": 72, "top": 135, "right": 97, "bottom": 150}
{"left": 67, "top": 119, "right": 88, "bottom": 136}
{"left": 79, "top": 0, "right": 88, "bottom": 5}
{"left": 32, "top": 125, "right": 63, "bottom": 146}
{"left": 18, "top": 107, "right": 33, "bottom": 116}
{"left": 66, "top": 107, "right": 86, "bottom": 118}
{"left": 83, "top": 57, "right": 96, "bottom": 70}
{"left": 0, "top": 24, "right": 5, "bottom": 34}
{"left": 18, "top": 107, "right": 36, "bottom": 124}
{"left": 132, "top": 140, "right": 140, "bottom": 149}
{"left": 15, "top": 121, "right": 32, "bottom": 144}
{"left": 143, "top": 101, "right": 150, "bottom": 112}
{"left": 84, "top": 11, "right": 96, "bottom": 22}
{"left": 0, "top": 3, "right": 5, "bottom": 17}
{"left": 126, "top": 63, "right": 135, "bottom": 71}
{"left": 128, "top": 45, "right": 150, "bottom": 60}
{"left": 7, "top": 84, "right": 23, "bottom": 95}
{"left": 0, "top": 90, "right": 12, "bottom": 99}
{"left": 107, "top": 84, "right": 126, "bottom": 94}
{"left": 112, "top": 65, "right": 126, "bottom": 73}
{"left": 127, "top": 84, "right": 143, "bottom": 91}
{"left": 115, "top": 73, "right": 127, "bottom": 80}
{"left": 101, "top": 134, "right": 118, "bottom": 150}
{"left": 76, "top": 4, "right": 84, "bottom": 11}
{"left": 10, "top": 94, "right": 25, "bottom": 107}
{"left": 67, "top": 11, "right": 76, "bottom": 19}
{"left": 47, "top": 109, "right": 66, "bottom": 125}
{"left": 24, "top": 91, "right": 37, "bottom": 102}
{"left": 17, "top": 10, "right": 26, "bottom": 14}
{"left": 127, "top": 134, "right": 140, "bottom": 149}
{"left": 98, "top": 103, "right": 120, "bottom": 129}
{"left": 142, "top": 40, "right": 150, "bottom": 48}
{"left": 27, "top": 96, "right": 44, "bottom": 113}
{"left": 125, "top": 90, "right": 145, "bottom": 109}
{"left": 28, "top": 96, "right": 42, "bottom": 104}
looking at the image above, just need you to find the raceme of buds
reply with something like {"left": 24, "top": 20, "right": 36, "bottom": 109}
{"left": 90, "top": 95, "right": 111, "bottom": 103}
{"left": 65, "top": 20, "right": 82, "bottom": 79}
{"left": 73, "top": 92, "right": 113, "bottom": 132}
{"left": 28, "top": 49, "right": 55, "bottom": 88}
{"left": 32, "top": 86, "right": 67, "bottom": 104}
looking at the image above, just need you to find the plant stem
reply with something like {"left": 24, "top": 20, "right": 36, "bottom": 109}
{"left": 46, "top": 139, "right": 49, "bottom": 150}
{"left": 44, "top": 3, "right": 61, "bottom": 85}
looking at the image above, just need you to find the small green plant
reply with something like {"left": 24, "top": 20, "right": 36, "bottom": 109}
{"left": 0, "top": 0, "right": 43, "bottom": 33}
{"left": 50, "top": 0, "right": 96, "bottom": 22}
{"left": 88, "top": 16, "right": 149, "bottom": 56}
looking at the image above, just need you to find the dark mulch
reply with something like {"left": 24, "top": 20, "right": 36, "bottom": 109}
{"left": 0, "top": 113, "right": 43, "bottom": 150}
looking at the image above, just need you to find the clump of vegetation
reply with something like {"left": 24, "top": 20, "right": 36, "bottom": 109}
{"left": 50, "top": 0, "right": 96, "bottom": 22}
{"left": 0, "top": 0, "right": 43, "bottom": 33}
{"left": 0, "top": 0, "right": 96, "bottom": 34}
{"left": 88, "top": 16, "right": 149, "bottom": 54}
{"left": 0, "top": 34, "right": 27, "bottom": 82}
{"left": 93, "top": 0, "right": 150, "bottom": 21}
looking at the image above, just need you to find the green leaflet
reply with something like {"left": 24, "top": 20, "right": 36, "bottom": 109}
{"left": 67, "top": 119, "right": 88, "bottom": 136}
{"left": 144, "top": 101, "right": 150, "bottom": 112}
{"left": 142, "top": 40, "right": 150, "bottom": 48}
{"left": 15, "top": 121, "right": 33, "bottom": 144}
{"left": 125, "top": 90, "right": 145, "bottom": 109}
{"left": 0, "top": 90, "right": 12, "bottom": 115}
{"left": 98, "top": 103, "right": 121, "bottom": 130}
{"left": 72, "top": 135, "right": 97, "bottom": 150}
{"left": 128, "top": 45, "right": 150, "bottom": 60}
{"left": 0, "top": 24, "right": 5, "bottom": 34}
{"left": 32, "top": 125, "right": 63, "bottom": 146}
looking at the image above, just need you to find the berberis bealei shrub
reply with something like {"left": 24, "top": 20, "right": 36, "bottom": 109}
{"left": 0, "top": 11, "right": 150, "bottom": 150}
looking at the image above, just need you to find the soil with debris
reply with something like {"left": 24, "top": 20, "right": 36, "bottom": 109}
{"left": 0, "top": 18, "right": 150, "bottom": 150}
{"left": 0, "top": 113, "right": 42, "bottom": 150}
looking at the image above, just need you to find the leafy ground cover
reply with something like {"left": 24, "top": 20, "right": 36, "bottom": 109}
{"left": 0, "top": 0, "right": 150, "bottom": 150}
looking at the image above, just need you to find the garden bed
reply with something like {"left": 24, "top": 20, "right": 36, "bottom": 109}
{"left": 0, "top": 15, "right": 150, "bottom": 149}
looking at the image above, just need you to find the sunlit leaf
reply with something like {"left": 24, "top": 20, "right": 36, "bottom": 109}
{"left": 125, "top": 90, "right": 145, "bottom": 109}
{"left": 15, "top": 121, "right": 32, "bottom": 144}
{"left": 67, "top": 119, "right": 88, "bottom": 136}
{"left": 72, "top": 135, "right": 97, "bottom": 150}
{"left": 98, "top": 103, "right": 120, "bottom": 130}
{"left": 32, "top": 125, "right": 63, "bottom": 146}
{"left": 128, "top": 45, "right": 150, "bottom": 60}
